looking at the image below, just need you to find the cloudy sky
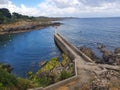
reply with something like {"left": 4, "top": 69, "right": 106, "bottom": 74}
{"left": 0, "top": 0, "right": 120, "bottom": 17}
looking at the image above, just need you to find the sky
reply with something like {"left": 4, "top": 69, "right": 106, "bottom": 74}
{"left": 0, "top": 0, "right": 120, "bottom": 17}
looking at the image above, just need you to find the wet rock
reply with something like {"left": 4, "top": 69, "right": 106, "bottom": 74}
{"left": 52, "top": 22, "right": 62, "bottom": 26}
{"left": 97, "top": 44, "right": 106, "bottom": 52}
{"left": 1, "top": 64, "right": 13, "bottom": 73}
{"left": 79, "top": 46, "right": 99, "bottom": 61}
{"left": 112, "top": 55, "right": 120, "bottom": 65}
{"left": 102, "top": 50, "right": 114, "bottom": 64}
{"left": 114, "top": 48, "right": 120, "bottom": 55}
{"left": 113, "top": 48, "right": 120, "bottom": 65}
{"left": 39, "top": 61, "right": 47, "bottom": 67}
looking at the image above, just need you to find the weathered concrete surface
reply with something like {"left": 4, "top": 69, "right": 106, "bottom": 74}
{"left": 54, "top": 33, "right": 94, "bottom": 63}
{"left": 53, "top": 33, "right": 120, "bottom": 90}
{"left": 54, "top": 33, "right": 119, "bottom": 74}
{"left": 30, "top": 33, "right": 120, "bottom": 90}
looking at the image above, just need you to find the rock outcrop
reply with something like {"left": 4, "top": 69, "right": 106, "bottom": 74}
{"left": 102, "top": 50, "right": 114, "bottom": 64}
{"left": 80, "top": 45, "right": 120, "bottom": 65}
{"left": 79, "top": 46, "right": 100, "bottom": 62}
{"left": 114, "top": 48, "right": 120, "bottom": 65}
{"left": 0, "top": 21, "right": 61, "bottom": 35}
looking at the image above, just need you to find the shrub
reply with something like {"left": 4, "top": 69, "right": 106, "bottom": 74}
{"left": 0, "top": 67, "right": 33, "bottom": 90}
{"left": 60, "top": 70, "right": 72, "bottom": 80}
{"left": 37, "top": 76, "right": 54, "bottom": 87}
{"left": 17, "top": 78, "right": 31, "bottom": 90}
{"left": 61, "top": 54, "right": 70, "bottom": 67}
{"left": 0, "top": 68, "right": 17, "bottom": 87}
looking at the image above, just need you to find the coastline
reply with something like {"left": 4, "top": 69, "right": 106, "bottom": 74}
{"left": 0, "top": 20, "right": 61, "bottom": 35}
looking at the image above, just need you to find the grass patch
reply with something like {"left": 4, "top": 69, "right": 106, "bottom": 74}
{"left": 37, "top": 57, "right": 60, "bottom": 74}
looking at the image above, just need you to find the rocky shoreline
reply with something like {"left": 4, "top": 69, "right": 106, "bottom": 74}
{"left": 0, "top": 8, "right": 62, "bottom": 35}
{"left": 0, "top": 53, "right": 74, "bottom": 90}
{"left": 0, "top": 44, "right": 119, "bottom": 89}
{"left": 77, "top": 45, "right": 120, "bottom": 90}
{"left": 0, "top": 20, "right": 61, "bottom": 35}
{"left": 79, "top": 45, "right": 120, "bottom": 65}
{"left": 27, "top": 54, "right": 75, "bottom": 87}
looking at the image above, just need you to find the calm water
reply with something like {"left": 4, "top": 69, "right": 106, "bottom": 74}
{"left": 0, "top": 28, "right": 61, "bottom": 77}
{"left": 0, "top": 18, "right": 120, "bottom": 77}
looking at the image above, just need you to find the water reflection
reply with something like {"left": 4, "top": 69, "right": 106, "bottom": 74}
{"left": 0, "top": 34, "right": 13, "bottom": 46}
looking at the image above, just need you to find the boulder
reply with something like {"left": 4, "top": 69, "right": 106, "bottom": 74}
{"left": 102, "top": 50, "right": 114, "bottom": 64}
{"left": 114, "top": 48, "right": 120, "bottom": 65}
{"left": 114, "top": 48, "right": 120, "bottom": 55}
{"left": 39, "top": 61, "right": 47, "bottom": 67}
{"left": 79, "top": 46, "right": 99, "bottom": 61}
{"left": 97, "top": 44, "right": 106, "bottom": 52}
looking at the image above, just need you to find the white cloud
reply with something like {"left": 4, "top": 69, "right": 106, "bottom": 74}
{"left": 0, "top": 0, "right": 120, "bottom": 17}
{"left": 0, "top": 0, "right": 9, "bottom": 4}
{"left": 38, "top": 0, "right": 120, "bottom": 17}
{"left": 0, "top": 0, "right": 40, "bottom": 16}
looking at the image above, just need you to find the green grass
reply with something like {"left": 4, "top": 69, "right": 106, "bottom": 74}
{"left": 61, "top": 54, "right": 70, "bottom": 67}
{"left": 37, "top": 57, "right": 60, "bottom": 74}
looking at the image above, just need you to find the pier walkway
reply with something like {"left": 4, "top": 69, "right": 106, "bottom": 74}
{"left": 30, "top": 33, "right": 119, "bottom": 90}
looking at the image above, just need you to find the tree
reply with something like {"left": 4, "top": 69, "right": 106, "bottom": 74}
{"left": 0, "top": 8, "right": 11, "bottom": 24}
{"left": 0, "top": 8, "right": 11, "bottom": 18}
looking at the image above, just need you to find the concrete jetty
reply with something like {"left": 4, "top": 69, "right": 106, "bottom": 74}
{"left": 30, "top": 33, "right": 119, "bottom": 90}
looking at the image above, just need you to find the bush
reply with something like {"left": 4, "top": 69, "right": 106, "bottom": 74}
{"left": 0, "top": 67, "right": 33, "bottom": 90}
{"left": 37, "top": 76, "right": 54, "bottom": 87}
{"left": 60, "top": 70, "right": 72, "bottom": 80}
{"left": 61, "top": 54, "right": 70, "bottom": 67}
{"left": 0, "top": 68, "right": 17, "bottom": 87}
{"left": 0, "top": 66, "right": 16, "bottom": 90}
{"left": 17, "top": 78, "right": 31, "bottom": 90}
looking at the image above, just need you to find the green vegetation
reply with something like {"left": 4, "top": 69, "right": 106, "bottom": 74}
{"left": 0, "top": 35, "right": 12, "bottom": 45}
{"left": 60, "top": 70, "right": 73, "bottom": 80}
{"left": 0, "top": 8, "right": 11, "bottom": 24}
{"left": 0, "top": 68, "right": 17, "bottom": 89}
{"left": 61, "top": 54, "right": 70, "bottom": 66}
{"left": 0, "top": 65, "right": 33, "bottom": 90}
{"left": 0, "top": 8, "right": 61, "bottom": 35}
{"left": 0, "top": 8, "right": 34, "bottom": 24}
{"left": 37, "top": 57, "right": 60, "bottom": 73}
{"left": 36, "top": 76, "right": 54, "bottom": 87}
{"left": 0, "top": 54, "right": 74, "bottom": 89}
{"left": 29, "top": 55, "right": 74, "bottom": 87}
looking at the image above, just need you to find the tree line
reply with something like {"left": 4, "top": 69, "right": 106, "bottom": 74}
{"left": 0, "top": 8, "right": 34, "bottom": 24}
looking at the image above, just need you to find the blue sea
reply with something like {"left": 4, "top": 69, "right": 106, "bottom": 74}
{"left": 0, "top": 18, "right": 120, "bottom": 77}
